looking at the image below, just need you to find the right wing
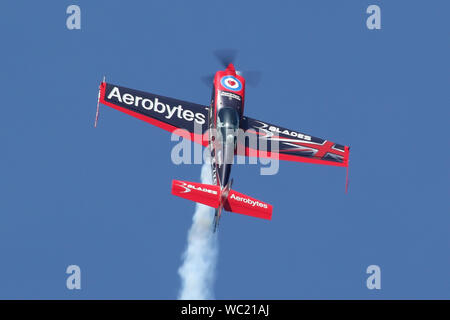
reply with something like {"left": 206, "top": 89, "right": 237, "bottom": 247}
{"left": 98, "top": 82, "right": 209, "bottom": 146}
{"left": 237, "top": 116, "right": 350, "bottom": 167}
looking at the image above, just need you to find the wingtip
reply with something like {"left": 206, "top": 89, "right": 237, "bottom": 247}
{"left": 345, "top": 165, "right": 349, "bottom": 193}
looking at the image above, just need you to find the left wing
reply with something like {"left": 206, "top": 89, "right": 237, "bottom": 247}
{"left": 98, "top": 82, "right": 209, "bottom": 146}
{"left": 237, "top": 116, "right": 350, "bottom": 167}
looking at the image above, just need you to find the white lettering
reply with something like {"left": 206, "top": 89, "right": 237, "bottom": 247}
{"left": 165, "top": 104, "right": 178, "bottom": 119}
{"left": 107, "top": 87, "right": 123, "bottom": 103}
{"left": 154, "top": 98, "right": 166, "bottom": 113}
{"left": 183, "top": 109, "right": 194, "bottom": 122}
{"left": 122, "top": 93, "right": 134, "bottom": 105}
{"left": 229, "top": 193, "right": 267, "bottom": 208}
{"left": 106, "top": 88, "right": 207, "bottom": 125}
{"left": 195, "top": 113, "right": 206, "bottom": 125}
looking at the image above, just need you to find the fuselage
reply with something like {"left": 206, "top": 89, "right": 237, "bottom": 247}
{"left": 208, "top": 64, "right": 246, "bottom": 190}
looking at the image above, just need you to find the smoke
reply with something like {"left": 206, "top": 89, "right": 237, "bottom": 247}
{"left": 178, "top": 163, "right": 219, "bottom": 300}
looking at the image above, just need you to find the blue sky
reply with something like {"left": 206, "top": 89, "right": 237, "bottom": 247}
{"left": 0, "top": 1, "right": 449, "bottom": 299}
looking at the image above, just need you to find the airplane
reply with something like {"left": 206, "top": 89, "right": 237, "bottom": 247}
{"left": 95, "top": 59, "right": 350, "bottom": 232}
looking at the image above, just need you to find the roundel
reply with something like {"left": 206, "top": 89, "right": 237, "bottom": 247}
{"left": 220, "top": 75, "right": 242, "bottom": 91}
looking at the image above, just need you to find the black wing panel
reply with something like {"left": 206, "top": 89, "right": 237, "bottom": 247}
{"left": 99, "top": 82, "right": 209, "bottom": 145}
{"left": 238, "top": 116, "right": 350, "bottom": 167}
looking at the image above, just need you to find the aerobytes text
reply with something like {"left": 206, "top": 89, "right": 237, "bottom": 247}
{"left": 229, "top": 193, "right": 268, "bottom": 209}
{"left": 107, "top": 86, "right": 206, "bottom": 125}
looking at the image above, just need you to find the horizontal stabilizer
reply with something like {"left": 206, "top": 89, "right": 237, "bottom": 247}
{"left": 224, "top": 190, "right": 272, "bottom": 220}
{"left": 172, "top": 180, "right": 220, "bottom": 208}
{"left": 172, "top": 180, "right": 272, "bottom": 221}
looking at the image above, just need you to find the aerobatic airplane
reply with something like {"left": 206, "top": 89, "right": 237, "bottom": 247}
{"left": 95, "top": 57, "right": 350, "bottom": 231}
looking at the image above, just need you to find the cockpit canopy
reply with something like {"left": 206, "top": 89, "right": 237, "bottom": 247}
{"left": 217, "top": 107, "right": 239, "bottom": 131}
{"left": 217, "top": 107, "right": 240, "bottom": 154}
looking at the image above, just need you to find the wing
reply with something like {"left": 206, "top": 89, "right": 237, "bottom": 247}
{"left": 237, "top": 116, "right": 350, "bottom": 167}
{"left": 98, "top": 82, "right": 209, "bottom": 146}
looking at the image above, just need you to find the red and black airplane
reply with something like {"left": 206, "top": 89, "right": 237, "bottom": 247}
{"left": 96, "top": 61, "right": 350, "bottom": 231}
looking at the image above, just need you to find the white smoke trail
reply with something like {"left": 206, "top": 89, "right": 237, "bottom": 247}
{"left": 178, "top": 163, "right": 219, "bottom": 300}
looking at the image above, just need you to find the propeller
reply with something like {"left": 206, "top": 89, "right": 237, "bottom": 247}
{"left": 213, "top": 49, "right": 237, "bottom": 68}
{"left": 202, "top": 50, "right": 262, "bottom": 87}
{"left": 236, "top": 70, "right": 261, "bottom": 87}
{"left": 201, "top": 74, "right": 215, "bottom": 86}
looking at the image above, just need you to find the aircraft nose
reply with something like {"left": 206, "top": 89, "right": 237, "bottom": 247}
{"left": 227, "top": 63, "right": 236, "bottom": 73}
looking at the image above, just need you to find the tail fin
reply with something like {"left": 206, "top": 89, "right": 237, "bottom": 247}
{"left": 224, "top": 189, "right": 272, "bottom": 220}
{"left": 172, "top": 180, "right": 220, "bottom": 208}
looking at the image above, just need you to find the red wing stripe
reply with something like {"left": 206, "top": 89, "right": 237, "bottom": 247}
{"left": 242, "top": 147, "right": 349, "bottom": 167}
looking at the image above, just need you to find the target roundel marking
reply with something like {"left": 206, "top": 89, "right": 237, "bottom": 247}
{"left": 220, "top": 75, "right": 242, "bottom": 91}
